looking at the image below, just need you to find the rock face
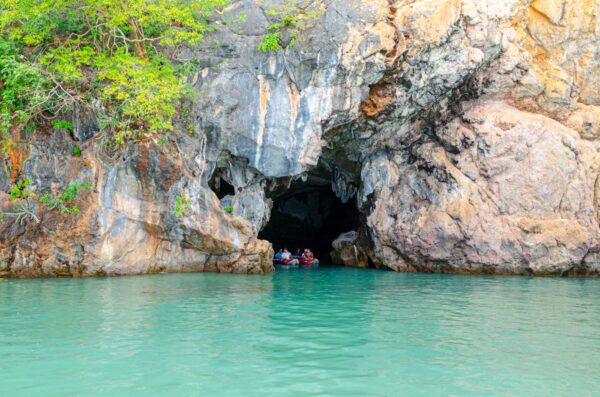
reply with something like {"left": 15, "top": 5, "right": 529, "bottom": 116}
{"left": 1, "top": 0, "right": 600, "bottom": 277}
{"left": 0, "top": 132, "right": 274, "bottom": 277}
{"left": 362, "top": 102, "right": 600, "bottom": 275}
{"left": 331, "top": 231, "right": 371, "bottom": 269}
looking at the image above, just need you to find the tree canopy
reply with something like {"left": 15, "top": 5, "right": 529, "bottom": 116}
{"left": 0, "top": 0, "right": 229, "bottom": 146}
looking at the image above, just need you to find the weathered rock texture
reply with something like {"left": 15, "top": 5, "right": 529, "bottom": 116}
{"left": 1, "top": 0, "right": 599, "bottom": 277}
{"left": 362, "top": 102, "right": 600, "bottom": 275}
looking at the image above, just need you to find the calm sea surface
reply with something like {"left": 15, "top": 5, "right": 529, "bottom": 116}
{"left": 1, "top": 267, "right": 599, "bottom": 396}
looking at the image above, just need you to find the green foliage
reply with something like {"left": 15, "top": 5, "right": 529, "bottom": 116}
{"left": 223, "top": 10, "right": 247, "bottom": 27}
{"left": 223, "top": 205, "right": 234, "bottom": 214}
{"left": 175, "top": 195, "right": 190, "bottom": 217}
{"left": 0, "top": 40, "right": 51, "bottom": 135}
{"left": 4, "top": 178, "right": 39, "bottom": 224}
{"left": 72, "top": 144, "right": 81, "bottom": 157}
{"left": 38, "top": 181, "right": 92, "bottom": 215}
{"left": 51, "top": 120, "right": 73, "bottom": 131}
{"left": 258, "top": 32, "right": 282, "bottom": 52}
{"left": 1, "top": 178, "right": 92, "bottom": 224}
{"left": 258, "top": 0, "right": 324, "bottom": 52}
{"left": 156, "top": 135, "right": 169, "bottom": 146}
{"left": 9, "top": 178, "right": 32, "bottom": 200}
{"left": 1, "top": 132, "right": 15, "bottom": 154}
{"left": 0, "top": 0, "right": 229, "bottom": 145}
{"left": 96, "top": 51, "right": 188, "bottom": 144}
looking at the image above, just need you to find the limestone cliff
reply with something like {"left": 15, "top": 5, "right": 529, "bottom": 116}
{"left": 1, "top": 0, "right": 599, "bottom": 277}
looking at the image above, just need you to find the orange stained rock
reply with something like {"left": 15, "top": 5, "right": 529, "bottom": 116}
{"left": 362, "top": 83, "right": 395, "bottom": 117}
{"left": 514, "top": 0, "right": 600, "bottom": 110}
{"left": 7, "top": 130, "right": 27, "bottom": 183}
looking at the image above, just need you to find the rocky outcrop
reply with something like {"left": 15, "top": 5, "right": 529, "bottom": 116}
{"left": 330, "top": 231, "right": 371, "bottom": 269}
{"left": 0, "top": 131, "right": 274, "bottom": 277}
{"left": 2, "top": 0, "right": 600, "bottom": 277}
{"left": 361, "top": 102, "right": 600, "bottom": 275}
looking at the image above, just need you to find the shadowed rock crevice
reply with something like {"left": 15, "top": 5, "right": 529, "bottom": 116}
{"left": 209, "top": 173, "right": 236, "bottom": 199}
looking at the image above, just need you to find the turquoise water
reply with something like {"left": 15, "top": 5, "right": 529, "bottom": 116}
{"left": 1, "top": 268, "right": 599, "bottom": 397}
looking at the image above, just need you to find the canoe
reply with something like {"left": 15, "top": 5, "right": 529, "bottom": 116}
{"left": 299, "top": 258, "right": 319, "bottom": 269}
{"left": 274, "top": 258, "right": 299, "bottom": 270}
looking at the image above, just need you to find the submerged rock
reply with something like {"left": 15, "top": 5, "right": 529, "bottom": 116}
{"left": 1, "top": 0, "right": 600, "bottom": 276}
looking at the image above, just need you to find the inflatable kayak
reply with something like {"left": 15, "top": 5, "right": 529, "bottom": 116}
{"left": 299, "top": 258, "right": 319, "bottom": 269}
{"left": 274, "top": 258, "right": 299, "bottom": 270}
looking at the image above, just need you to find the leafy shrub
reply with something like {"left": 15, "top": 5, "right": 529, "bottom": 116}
{"left": 223, "top": 205, "right": 234, "bottom": 214}
{"left": 72, "top": 145, "right": 81, "bottom": 157}
{"left": 258, "top": 1, "right": 324, "bottom": 52}
{"left": 51, "top": 120, "right": 73, "bottom": 131}
{"left": 1, "top": 179, "right": 92, "bottom": 224}
{"left": 258, "top": 32, "right": 282, "bottom": 52}
{"left": 39, "top": 182, "right": 92, "bottom": 215}
{"left": 9, "top": 179, "right": 33, "bottom": 201}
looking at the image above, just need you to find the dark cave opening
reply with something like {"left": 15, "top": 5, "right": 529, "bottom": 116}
{"left": 209, "top": 175, "right": 235, "bottom": 199}
{"left": 258, "top": 169, "right": 360, "bottom": 264}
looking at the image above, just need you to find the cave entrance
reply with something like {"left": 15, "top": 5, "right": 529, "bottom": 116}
{"left": 258, "top": 167, "right": 360, "bottom": 263}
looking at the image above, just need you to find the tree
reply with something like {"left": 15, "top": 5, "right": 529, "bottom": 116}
{"left": 0, "top": 0, "right": 229, "bottom": 145}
